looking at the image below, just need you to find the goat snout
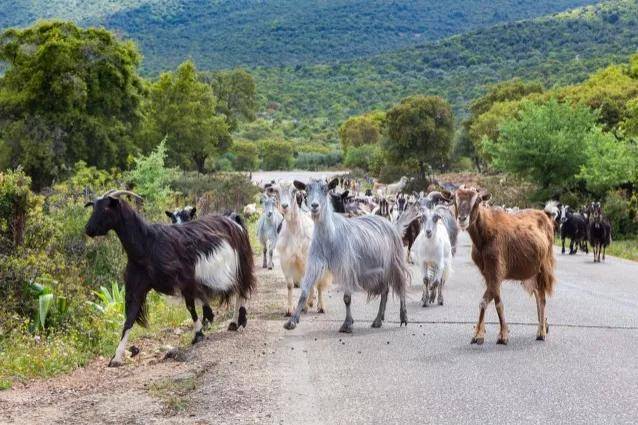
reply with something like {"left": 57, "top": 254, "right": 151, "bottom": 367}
{"left": 310, "top": 202, "right": 319, "bottom": 210}
{"left": 281, "top": 203, "right": 289, "bottom": 210}
{"left": 425, "top": 229, "right": 432, "bottom": 238}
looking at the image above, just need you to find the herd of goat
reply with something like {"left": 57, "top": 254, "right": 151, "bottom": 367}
{"left": 83, "top": 176, "right": 613, "bottom": 366}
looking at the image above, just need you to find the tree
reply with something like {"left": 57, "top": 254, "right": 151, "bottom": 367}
{"left": 205, "top": 69, "right": 257, "bottom": 131}
{"left": 384, "top": 95, "right": 454, "bottom": 178}
{"left": 338, "top": 111, "right": 384, "bottom": 153}
{"left": 260, "top": 140, "right": 294, "bottom": 170}
{"left": 344, "top": 144, "right": 380, "bottom": 172}
{"left": 462, "top": 79, "right": 543, "bottom": 168}
{"left": 125, "top": 138, "right": 178, "bottom": 207}
{"left": 485, "top": 99, "right": 601, "bottom": 191}
{"left": 141, "top": 61, "right": 231, "bottom": 173}
{"left": 0, "top": 21, "right": 144, "bottom": 189}
{"left": 578, "top": 132, "right": 637, "bottom": 195}
{"left": 230, "top": 140, "right": 259, "bottom": 171}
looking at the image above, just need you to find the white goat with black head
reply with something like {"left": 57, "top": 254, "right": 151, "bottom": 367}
{"left": 284, "top": 178, "right": 409, "bottom": 333}
{"left": 275, "top": 181, "right": 332, "bottom": 315}
{"left": 412, "top": 204, "right": 453, "bottom": 307}
{"left": 256, "top": 194, "right": 283, "bottom": 269}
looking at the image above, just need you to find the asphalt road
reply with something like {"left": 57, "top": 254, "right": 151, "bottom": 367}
{"left": 268, "top": 232, "right": 638, "bottom": 425}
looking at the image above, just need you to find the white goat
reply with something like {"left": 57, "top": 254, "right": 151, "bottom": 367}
{"left": 275, "top": 182, "right": 332, "bottom": 315}
{"left": 412, "top": 204, "right": 453, "bottom": 307}
{"left": 385, "top": 176, "right": 408, "bottom": 196}
{"left": 256, "top": 195, "right": 283, "bottom": 269}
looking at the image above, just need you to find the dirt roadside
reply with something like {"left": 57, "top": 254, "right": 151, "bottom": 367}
{"left": 0, "top": 262, "right": 288, "bottom": 425}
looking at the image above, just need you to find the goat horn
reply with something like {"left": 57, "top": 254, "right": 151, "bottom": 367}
{"left": 107, "top": 190, "right": 144, "bottom": 201}
{"left": 101, "top": 189, "right": 118, "bottom": 198}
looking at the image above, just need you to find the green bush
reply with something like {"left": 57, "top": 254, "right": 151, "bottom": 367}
{"left": 0, "top": 168, "right": 31, "bottom": 249}
{"left": 605, "top": 190, "right": 638, "bottom": 239}
{"left": 230, "top": 141, "right": 259, "bottom": 171}
{"left": 259, "top": 140, "right": 294, "bottom": 170}
{"left": 344, "top": 144, "right": 378, "bottom": 171}
{"left": 295, "top": 151, "right": 342, "bottom": 170}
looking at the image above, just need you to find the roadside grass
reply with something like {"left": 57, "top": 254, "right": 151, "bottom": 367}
{"left": 555, "top": 237, "right": 638, "bottom": 262}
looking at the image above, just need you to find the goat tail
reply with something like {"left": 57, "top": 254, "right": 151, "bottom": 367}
{"left": 236, "top": 224, "right": 257, "bottom": 301}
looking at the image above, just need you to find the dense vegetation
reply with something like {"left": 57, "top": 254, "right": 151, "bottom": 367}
{"left": 254, "top": 0, "right": 638, "bottom": 128}
{"left": 1, "top": 0, "right": 597, "bottom": 72}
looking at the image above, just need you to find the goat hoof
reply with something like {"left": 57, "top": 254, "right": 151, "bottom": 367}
{"left": 339, "top": 322, "right": 354, "bottom": 333}
{"left": 546, "top": 323, "right": 550, "bottom": 334}
{"left": 422, "top": 302, "right": 428, "bottom": 308}
{"left": 283, "top": 320, "right": 297, "bottom": 330}
{"left": 192, "top": 331, "right": 205, "bottom": 344}
{"left": 108, "top": 358, "right": 123, "bottom": 368}
{"left": 371, "top": 319, "right": 382, "bottom": 328}
{"left": 238, "top": 307, "right": 247, "bottom": 328}
{"left": 400, "top": 320, "right": 408, "bottom": 327}
{"left": 496, "top": 338, "right": 508, "bottom": 345}
{"left": 268, "top": 266, "right": 273, "bottom": 270}
{"left": 470, "top": 337, "right": 484, "bottom": 345}
{"left": 284, "top": 311, "right": 292, "bottom": 317}
{"left": 438, "top": 300, "right": 444, "bottom": 306}
{"left": 536, "top": 335, "right": 546, "bottom": 341}
{"left": 318, "top": 308, "right": 325, "bottom": 314}
{"left": 228, "top": 322, "right": 238, "bottom": 331}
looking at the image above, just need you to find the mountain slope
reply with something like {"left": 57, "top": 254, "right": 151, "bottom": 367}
{"left": 253, "top": 0, "right": 638, "bottom": 124}
{"left": 1, "top": 0, "right": 598, "bottom": 72}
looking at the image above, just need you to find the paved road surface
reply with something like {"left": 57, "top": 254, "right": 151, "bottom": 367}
{"left": 269, "top": 232, "right": 638, "bottom": 425}
{"left": 2, "top": 233, "right": 637, "bottom": 425}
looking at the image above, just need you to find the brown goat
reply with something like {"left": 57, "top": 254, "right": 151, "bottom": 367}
{"left": 454, "top": 187, "right": 556, "bottom": 345}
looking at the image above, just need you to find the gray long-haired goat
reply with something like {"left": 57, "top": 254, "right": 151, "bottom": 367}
{"left": 284, "top": 178, "right": 410, "bottom": 333}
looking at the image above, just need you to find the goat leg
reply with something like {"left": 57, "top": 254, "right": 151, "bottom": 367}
{"left": 284, "top": 262, "right": 324, "bottom": 330}
{"left": 186, "top": 297, "right": 204, "bottom": 344}
{"left": 262, "top": 247, "right": 267, "bottom": 268}
{"left": 471, "top": 289, "right": 493, "bottom": 345}
{"left": 339, "top": 292, "right": 354, "bottom": 333}
{"left": 228, "top": 295, "right": 247, "bottom": 331}
{"left": 202, "top": 304, "right": 215, "bottom": 329}
{"left": 109, "top": 288, "right": 147, "bottom": 367}
{"left": 494, "top": 292, "right": 508, "bottom": 345}
{"left": 372, "top": 288, "right": 388, "bottom": 328}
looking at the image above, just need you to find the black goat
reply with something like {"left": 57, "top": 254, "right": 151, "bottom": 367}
{"left": 329, "top": 190, "right": 350, "bottom": 213}
{"left": 587, "top": 202, "right": 612, "bottom": 262}
{"left": 85, "top": 190, "right": 255, "bottom": 367}
{"left": 165, "top": 205, "right": 197, "bottom": 224}
{"left": 559, "top": 205, "right": 588, "bottom": 255}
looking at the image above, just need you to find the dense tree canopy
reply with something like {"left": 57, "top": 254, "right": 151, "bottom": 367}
{"left": 384, "top": 95, "right": 454, "bottom": 176}
{"left": 0, "top": 21, "right": 145, "bottom": 188}
{"left": 338, "top": 112, "right": 384, "bottom": 153}
{"left": 140, "top": 61, "right": 231, "bottom": 173}
{"left": 204, "top": 69, "right": 257, "bottom": 131}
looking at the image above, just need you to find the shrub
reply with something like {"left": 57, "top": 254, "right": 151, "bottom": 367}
{"left": 0, "top": 168, "right": 31, "bottom": 249}
{"left": 230, "top": 141, "right": 259, "bottom": 171}
{"left": 125, "top": 138, "right": 179, "bottom": 207}
{"left": 344, "top": 144, "right": 378, "bottom": 171}
{"left": 605, "top": 190, "right": 638, "bottom": 239}
{"left": 295, "top": 151, "right": 342, "bottom": 170}
{"left": 260, "top": 140, "right": 294, "bottom": 170}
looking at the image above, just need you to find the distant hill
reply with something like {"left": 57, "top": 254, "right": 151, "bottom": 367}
{"left": 1, "top": 0, "right": 598, "bottom": 72}
{"left": 253, "top": 0, "right": 638, "bottom": 124}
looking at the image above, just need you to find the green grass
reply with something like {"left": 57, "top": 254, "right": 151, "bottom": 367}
{"left": 0, "top": 293, "right": 191, "bottom": 389}
{"left": 605, "top": 239, "right": 638, "bottom": 262}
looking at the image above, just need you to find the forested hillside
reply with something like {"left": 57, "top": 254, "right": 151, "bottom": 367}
{"left": 254, "top": 0, "right": 638, "bottom": 126}
{"left": 1, "top": 0, "right": 597, "bottom": 72}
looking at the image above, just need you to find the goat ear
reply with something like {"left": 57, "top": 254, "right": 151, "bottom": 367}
{"left": 293, "top": 180, "right": 306, "bottom": 191}
{"left": 190, "top": 207, "right": 197, "bottom": 218}
{"left": 341, "top": 190, "right": 349, "bottom": 200}
{"left": 440, "top": 190, "right": 452, "bottom": 202}
{"left": 165, "top": 211, "right": 173, "bottom": 218}
{"left": 480, "top": 192, "right": 492, "bottom": 203}
{"left": 84, "top": 201, "right": 94, "bottom": 208}
{"left": 328, "top": 178, "right": 339, "bottom": 190}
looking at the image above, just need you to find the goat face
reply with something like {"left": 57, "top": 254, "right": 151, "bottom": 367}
{"left": 560, "top": 205, "right": 571, "bottom": 224}
{"left": 277, "top": 182, "right": 297, "bottom": 219}
{"left": 294, "top": 178, "right": 338, "bottom": 221}
{"left": 590, "top": 202, "right": 603, "bottom": 223}
{"left": 261, "top": 195, "right": 277, "bottom": 221}
{"left": 84, "top": 196, "right": 122, "bottom": 237}
{"left": 165, "top": 206, "right": 197, "bottom": 224}
{"left": 454, "top": 187, "right": 491, "bottom": 230}
{"left": 420, "top": 206, "right": 442, "bottom": 239}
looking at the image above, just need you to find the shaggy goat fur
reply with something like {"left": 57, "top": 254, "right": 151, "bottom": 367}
{"left": 284, "top": 178, "right": 410, "bottom": 333}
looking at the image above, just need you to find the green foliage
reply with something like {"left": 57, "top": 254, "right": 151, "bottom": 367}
{"left": 339, "top": 112, "right": 384, "bottom": 153}
{"left": 578, "top": 133, "right": 637, "bottom": 195}
{"left": 486, "top": 100, "right": 602, "bottom": 192}
{"left": 384, "top": 95, "right": 454, "bottom": 175}
{"left": 295, "top": 151, "right": 342, "bottom": 171}
{"left": 0, "top": 21, "right": 144, "bottom": 189}
{"left": 140, "top": 61, "right": 231, "bottom": 172}
{"left": 125, "top": 138, "right": 178, "bottom": 206}
{"left": 2, "top": 1, "right": 596, "bottom": 72}
{"left": 229, "top": 141, "right": 259, "bottom": 171}
{"left": 344, "top": 144, "right": 380, "bottom": 172}
{"left": 604, "top": 190, "right": 638, "bottom": 239}
{"left": 0, "top": 168, "right": 31, "bottom": 249}
{"left": 259, "top": 140, "right": 294, "bottom": 170}
{"left": 204, "top": 69, "right": 257, "bottom": 131}
{"left": 254, "top": 1, "right": 638, "bottom": 133}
